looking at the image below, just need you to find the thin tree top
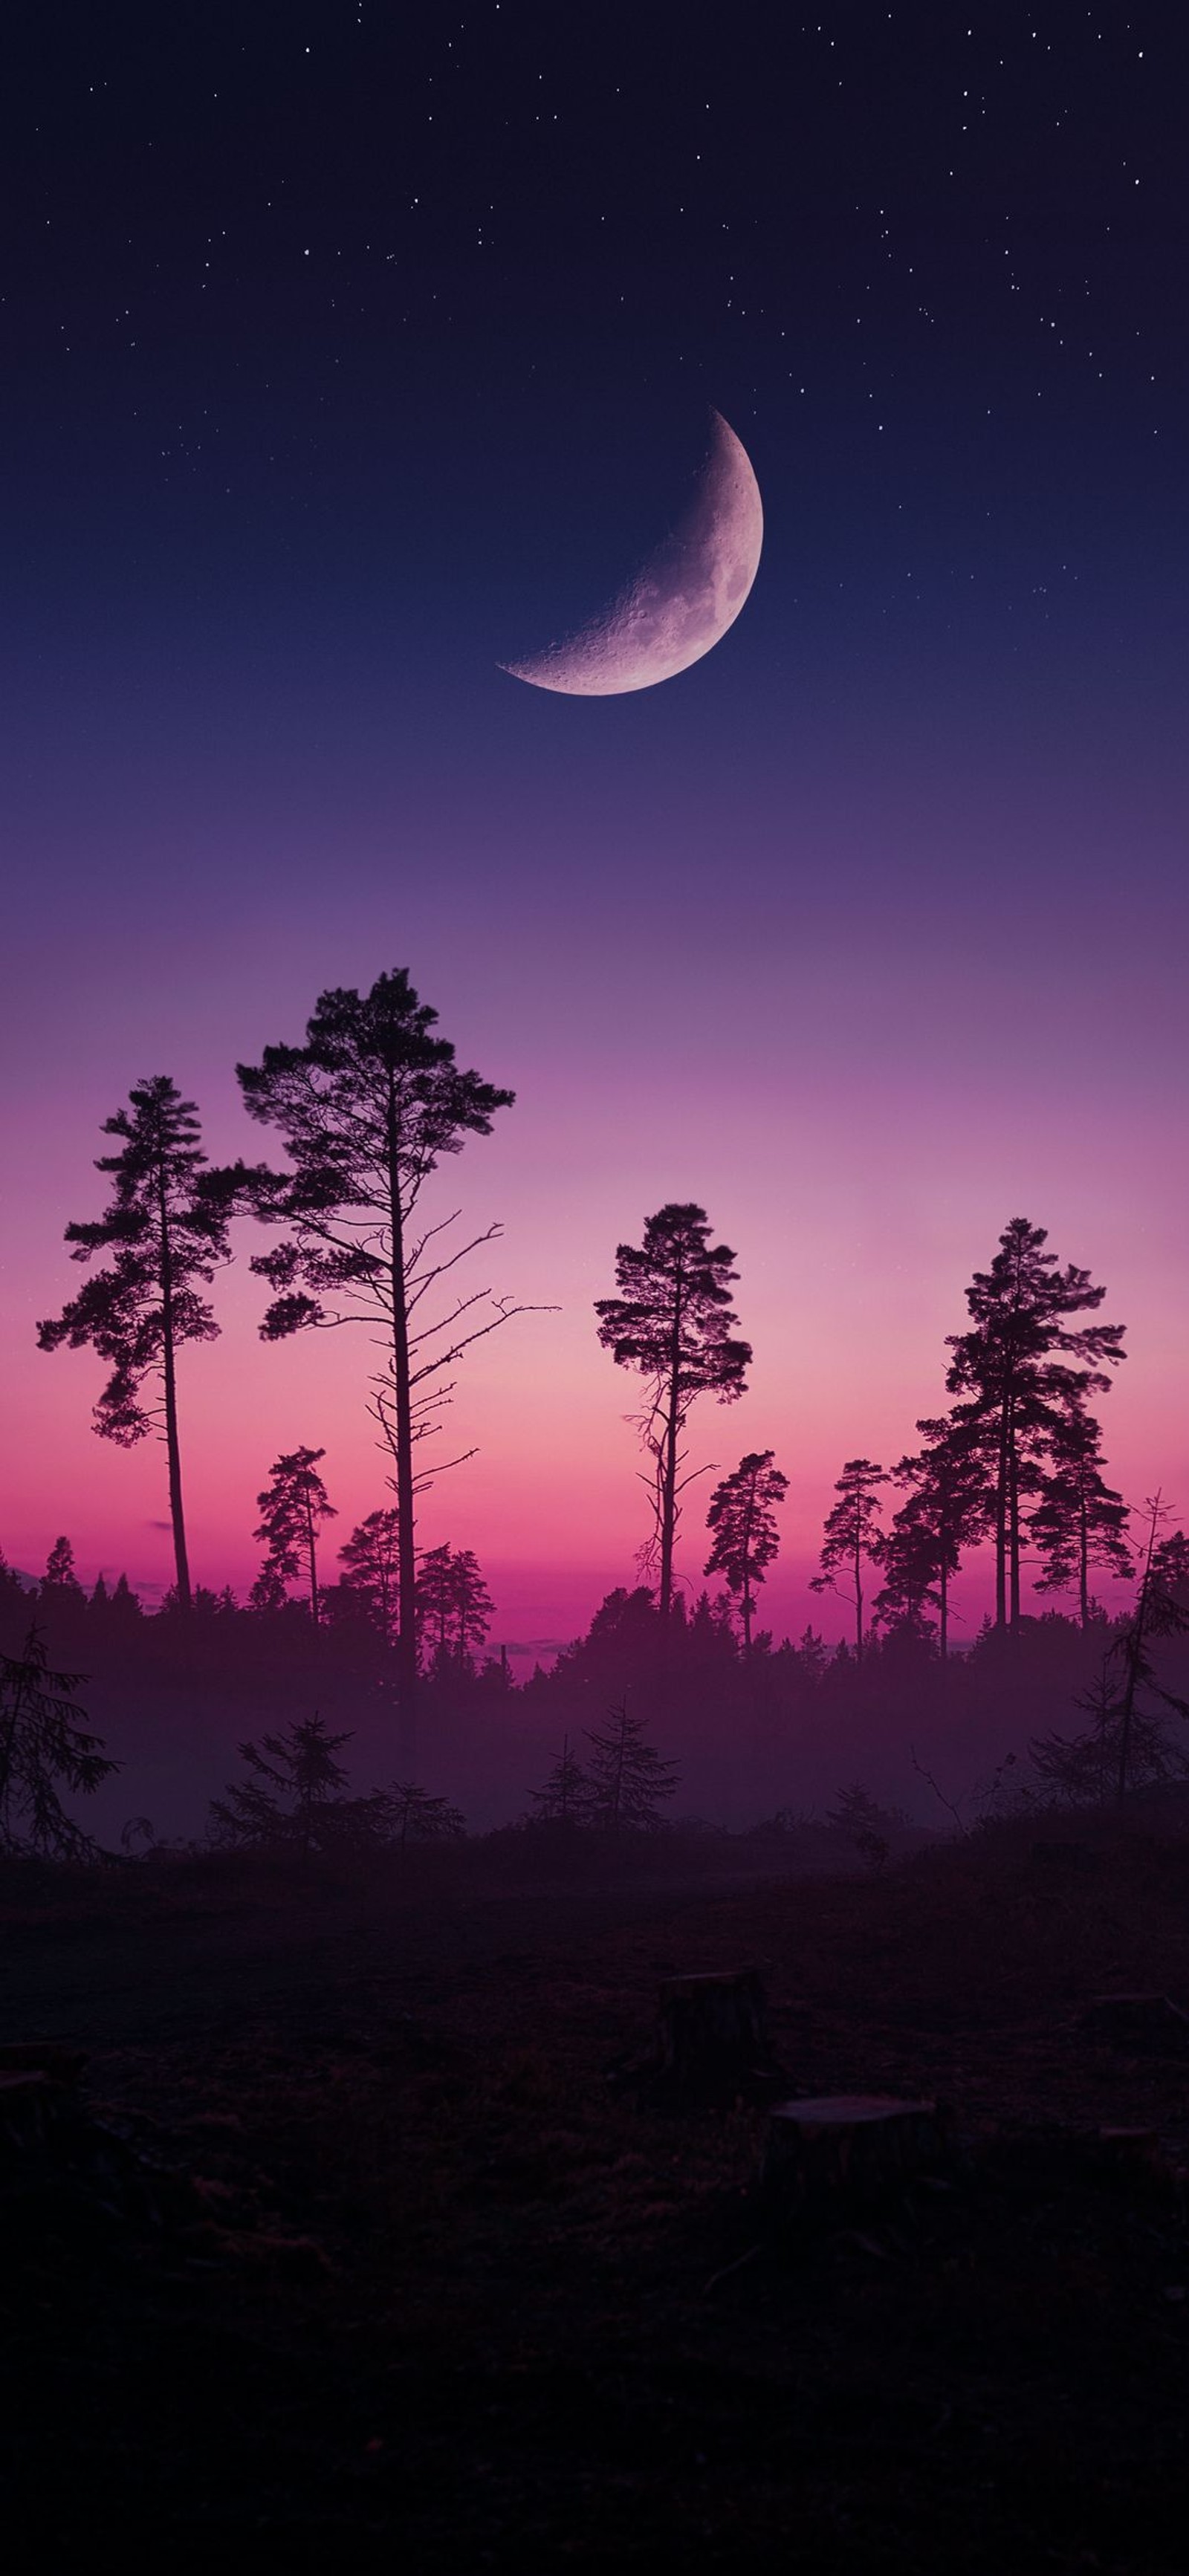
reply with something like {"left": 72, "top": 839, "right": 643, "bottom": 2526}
{"left": 595, "top": 1202, "right": 751, "bottom": 1398}
{"left": 36, "top": 1075, "right": 237, "bottom": 1443}
{"left": 48, "top": 1075, "right": 236, "bottom": 1268}
{"left": 235, "top": 970, "right": 515, "bottom": 1213}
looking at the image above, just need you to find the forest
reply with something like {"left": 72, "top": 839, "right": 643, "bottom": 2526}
{"left": 4, "top": 965, "right": 1188, "bottom": 1863}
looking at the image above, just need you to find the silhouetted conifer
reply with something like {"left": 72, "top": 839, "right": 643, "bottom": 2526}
{"left": 704, "top": 1450, "right": 788, "bottom": 1661}
{"left": 945, "top": 1219, "right": 1125, "bottom": 1631}
{"left": 1031, "top": 1664, "right": 1176, "bottom": 1806}
{"left": 878, "top": 1420, "right": 990, "bottom": 1658}
{"left": 338, "top": 1508, "right": 402, "bottom": 1644}
{"left": 1108, "top": 1496, "right": 1189, "bottom": 1803}
{"left": 210, "top": 1713, "right": 354, "bottom": 1858}
{"left": 810, "top": 1460, "right": 888, "bottom": 1662}
{"left": 229, "top": 970, "right": 520, "bottom": 1742}
{"left": 36, "top": 1077, "right": 238, "bottom": 1610}
{"left": 108, "top": 1573, "right": 141, "bottom": 1626}
{"left": 584, "top": 1701, "right": 680, "bottom": 1831}
{"left": 596, "top": 1204, "right": 751, "bottom": 1618}
{"left": 1031, "top": 1387, "right": 1133, "bottom": 1626}
{"left": 251, "top": 1447, "right": 337, "bottom": 1627}
{"left": 0, "top": 1626, "right": 119, "bottom": 1858}
{"left": 527, "top": 1736, "right": 589, "bottom": 1826}
{"left": 371, "top": 1780, "right": 466, "bottom": 1844}
{"left": 42, "top": 1535, "right": 82, "bottom": 1594}
{"left": 415, "top": 1542, "right": 493, "bottom": 1673}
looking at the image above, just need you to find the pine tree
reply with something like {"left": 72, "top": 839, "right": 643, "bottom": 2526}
{"left": 0, "top": 1626, "right": 119, "bottom": 1859}
{"left": 528, "top": 1736, "right": 589, "bottom": 1826}
{"left": 229, "top": 970, "right": 519, "bottom": 1743}
{"left": 448, "top": 1548, "right": 493, "bottom": 1667}
{"left": 1109, "top": 1496, "right": 1189, "bottom": 1805}
{"left": 810, "top": 1459, "right": 888, "bottom": 1662}
{"left": 43, "top": 1536, "right": 82, "bottom": 1594}
{"left": 584, "top": 1701, "right": 680, "bottom": 1832}
{"left": 1030, "top": 1664, "right": 1176, "bottom": 1806}
{"left": 251, "top": 1447, "right": 337, "bottom": 1626}
{"left": 1030, "top": 1386, "right": 1132, "bottom": 1626}
{"left": 704, "top": 1450, "right": 788, "bottom": 1661}
{"left": 109, "top": 1574, "right": 142, "bottom": 1629}
{"left": 1031, "top": 1506, "right": 1189, "bottom": 1807}
{"left": 596, "top": 1204, "right": 751, "bottom": 1618}
{"left": 877, "top": 1419, "right": 991, "bottom": 1658}
{"left": 209, "top": 1714, "right": 354, "bottom": 1858}
{"left": 413, "top": 1542, "right": 493, "bottom": 1672}
{"left": 793, "top": 1626, "right": 830, "bottom": 1686}
{"left": 945, "top": 1219, "right": 1125, "bottom": 1631}
{"left": 338, "top": 1508, "right": 402, "bottom": 1644}
{"left": 370, "top": 1781, "right": 466, "bottom": 1845}
{"left": 414, "top": 1542, "right": 457, "bottom": 1666}
{"left": 37, "top": 1077, "right": 237, "bottom": 1609}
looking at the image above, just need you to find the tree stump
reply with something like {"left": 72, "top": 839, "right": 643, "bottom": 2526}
{"left": 762, "top": 2095, "right": 947, "bottom": 2210}
{"left": 0, "top": 2069, "right": 77, "bottom": 2158}
{"left": 656, "top": 1971, "right": 773, "bottom": 2097}
{"left": 1080, "top": 1993, "right": 1189, "bottom": 2054}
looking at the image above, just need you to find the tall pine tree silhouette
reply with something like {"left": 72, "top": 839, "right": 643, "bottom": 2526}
{"left": 37, "top": 1076, "right": 236, "bottom": 1609}
{"left": 1031, "top": 1385, "right": 1133, "bottom": 1626}
{"left": 704, "top": 1450, "right": 788, "bottom": 1660}
{"left": 338, "top": 1508, "right": 402, "bottom": 1644}
{"left": 878, "top": 1419, "right": 991, "bottom": 1658}
{"left": 229, "top": 970, "right": 519, "bottom": 1745}
{"left": 596, "top": 1204, "right": 751, "bottom": 1619}
{"left": 945, "top": 1219, "right": 1125, "bottom": 1631}
{"left": 811, "top": 1459, "right": 888, "bottom": 1662}
{"left": 251, "top": 1447, "right": 337, "bottom": 1627}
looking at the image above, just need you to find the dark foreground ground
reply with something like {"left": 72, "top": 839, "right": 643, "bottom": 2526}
{"left": 4, "top": 1817, "right": 1189, "bottom": 2569}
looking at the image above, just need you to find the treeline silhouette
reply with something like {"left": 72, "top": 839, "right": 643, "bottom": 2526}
{"left": 10, "top": 961, "right": 1189, "bottom": 1849}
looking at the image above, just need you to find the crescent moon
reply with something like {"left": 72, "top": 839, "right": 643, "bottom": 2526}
{"left": 501, "top": 409, "right": 762, "bottom": 696}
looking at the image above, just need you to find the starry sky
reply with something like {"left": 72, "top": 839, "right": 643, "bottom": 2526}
{"left": 3, "top": 1, "right": 1187, "bottom": 1646}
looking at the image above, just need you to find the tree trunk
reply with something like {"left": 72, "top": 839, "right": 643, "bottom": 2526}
{"left": 854, "top": 1527, "right": 864, "bottom": 1664}
{"left": 657, "top": 1971, "right": 772, "bottom": 2095}
{"left": 1115, "top": 1501, "right": 1162, "bottom": 1807}
{"left": 762, "top": 2095, "right": 947, "bottom": 2210}
{"left": 157, "top": 1167, "right": 191, "bottom": 1612}
{"left": 305, "top": 1490, "right": 320, "bottom": 1631}
{"left": 658, "top": 1366, "right": 679, "bottom": 1622}
{"left": 386, "top": 1084, "right": 418, "bottom": 1763}
{"left": 994, "top": 1401, "right": 1008, "bottom": 1628}
{"left": 1008, "top": 1411, "right": 1021, "bottom": 1630}
{"left": 658, "top": 1259, "right": 687, "bottom": 1622}
{"left": 1079, "top": 1493, "right": 1089, "bottom": 1630}
{"left": 939, "top": 1553, "right": 949, "bottom": 1661}
{"left": 741, "top": 1490, "right": 755, "bottom": 1664}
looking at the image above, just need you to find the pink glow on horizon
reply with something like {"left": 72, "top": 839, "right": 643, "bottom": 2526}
{"left": 5, "top": 1013, "right": 1187, "bottom": 1654}
{"left": 5, "top": 765, "right": 1188, "bottom": 1653}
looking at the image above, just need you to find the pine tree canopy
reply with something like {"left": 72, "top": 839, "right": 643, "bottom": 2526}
{"left": 36, "top": 1076, "right": 236, "bottom": 1444}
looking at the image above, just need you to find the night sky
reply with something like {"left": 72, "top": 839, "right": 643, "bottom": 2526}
{"left": 4, "top": 2, "right": 1188, "bottom": 1644}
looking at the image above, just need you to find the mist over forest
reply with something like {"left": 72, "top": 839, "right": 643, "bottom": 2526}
{"left": 7, "top": 968, "right": 1188, "bottom": 1863}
